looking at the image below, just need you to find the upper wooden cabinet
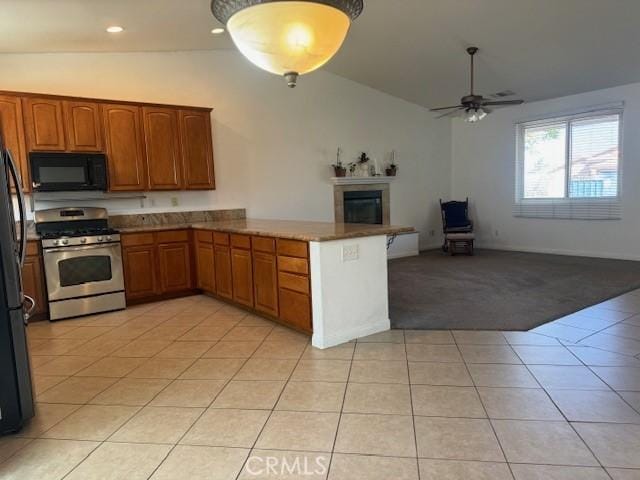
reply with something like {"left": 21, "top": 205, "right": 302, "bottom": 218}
{"left": 22, "top": 97, "right": 66, "bottom": 152}
{"left": 179, "top": 109, "right": 215, "bottom": 190}
{"left": 102, "top": 104, "right": 148, "bottom": 191}
{"left": 0, "top": 95, "right": 29, "bottom": 192}
{"left": 143, "top": 107, "right": 184, "bottom": 190}
{"left": 63, "top": 101, "right": 104, "bottom": 152}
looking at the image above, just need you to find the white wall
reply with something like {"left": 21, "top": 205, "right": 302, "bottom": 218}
{"left": 451, "top": 81, "right": 640, "bottom": 260}
{"left": 0, "top": 51, "right": 451, "bottom": 249}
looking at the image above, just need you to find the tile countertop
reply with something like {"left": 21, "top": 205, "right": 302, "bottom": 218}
{"left": 118, "top": 219, "right": 415, "bottom": 242}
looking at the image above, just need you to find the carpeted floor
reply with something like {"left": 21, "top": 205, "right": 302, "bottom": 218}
{"left": 389, "top": 249, "right": 640, "bottom": 331}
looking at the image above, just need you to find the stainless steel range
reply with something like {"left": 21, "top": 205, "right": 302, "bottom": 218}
{"left": 34, "top": 207, "right": 125, "bottom": 321}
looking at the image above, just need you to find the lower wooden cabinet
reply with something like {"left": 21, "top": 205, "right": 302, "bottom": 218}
{"left": 121, "top": 230, "right": 193, "bottom": 302}
{"left": 253, "top": 251, "right": 278, "bottom": 317}
{"left": 122, "top": 244, "right": 158, "bottom": 300}
{"left": 231, "top": 246, "right": 254, "bottom": 308}
{"left": 22, "top": 242, "right": 47, "bottom": 320}
{"left": 195, "top": 243, "right": 215, "bottom": 293}
{"left": 278, "top": 288, "right": 312, "bottom": 332}
{"left": 157, "top": 242, "right": 192, "bottom": 293}
{"left": 214, "top": 244, "right": 233, "bottom": 300}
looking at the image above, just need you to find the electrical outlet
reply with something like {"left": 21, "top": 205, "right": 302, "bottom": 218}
{"left": 171, "top": 197, "right": 179, "bottom": 207}
{"left": 342, "top": 244, "right": 359, "bottom": 262}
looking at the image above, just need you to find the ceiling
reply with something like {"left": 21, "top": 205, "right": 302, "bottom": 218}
{"left": 3, "top": 0, "right": 640, "bottom": 107}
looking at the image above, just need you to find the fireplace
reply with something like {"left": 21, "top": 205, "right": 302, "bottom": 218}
{"left": 343, "top": 190, "right": 383, "bottom": 224}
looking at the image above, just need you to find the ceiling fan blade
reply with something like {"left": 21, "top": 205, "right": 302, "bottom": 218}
{"left": 436, "top": 108, "right": 464, "bottom": 119}
{"left": 430, "top": 105, "right": 463, "bottom": 112}
{"left": 482, "top": 99, "right": 524, "bottom": 106}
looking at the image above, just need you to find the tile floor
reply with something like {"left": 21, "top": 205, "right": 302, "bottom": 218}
{"left": 1, "top": 290, "right": 640, "bottom": 479}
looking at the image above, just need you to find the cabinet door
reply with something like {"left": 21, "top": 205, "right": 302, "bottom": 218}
{"left": 231, "top": 247, "right": 254, "bottom": 307}
{"left": 196, "top": 243, "right": 216, "bottom": 293}
{"left": 22, "top": 255, "right": 47, "bottom": 317}
{"left": 279, "top": 288, "right": 312, "bottom": 332}
{"left": 179, "top": 109, "right": 215, "bottom": 190}
{"left": 0, "top": 95, "right": 29, "bottom": 192}
{"left": 214, "top": 245, "right": 233, "bottom": 299}
{"left": 63, "top": 101, "right": 104, "bottom": 152}
{"left": 253, "top": 251, "right": 278, "bottom": 316}
{"left": 157, "top": 242, "right": 192, "bottom": 293}
{"left": 22, "top": 97, "right": 66, "bottom": 151}
{"left": 102, "top": 104, "right": 148, "bottom": 191}
{"left": 142, "top": 107, "right": 183, "bottom": 190}
{"left": 122, "top": 245, "right": 157, "bottom": 300}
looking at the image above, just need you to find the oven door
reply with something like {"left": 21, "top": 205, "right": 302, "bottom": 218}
{"left": 43, "top": 243, "right": 124, "bottom": 301}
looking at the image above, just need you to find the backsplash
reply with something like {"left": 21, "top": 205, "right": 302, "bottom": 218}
{"left": 108, "top": 208, "right": 246, "bottom": 229}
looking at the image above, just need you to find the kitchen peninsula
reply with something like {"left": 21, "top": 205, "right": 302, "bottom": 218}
{"left": 116, "top": 216, "right": 413, "bottom": 349}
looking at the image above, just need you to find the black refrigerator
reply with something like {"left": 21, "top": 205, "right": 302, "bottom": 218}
{"left": 0, "top": 142, "right": 34, "bottom": 434}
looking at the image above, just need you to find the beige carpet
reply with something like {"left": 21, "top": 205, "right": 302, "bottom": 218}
{"left": 389, "top": 249, "right": 640, "bottom": 330}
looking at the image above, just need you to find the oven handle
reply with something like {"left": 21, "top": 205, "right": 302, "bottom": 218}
{"left": 43, "top": 242, "right": 121, "bottom": 254}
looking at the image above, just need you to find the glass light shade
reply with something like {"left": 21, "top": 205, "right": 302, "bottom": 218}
{"left": 464, "top": 108, "right": 487, "bottom": 123}
{"left": 227, "top": 1, "right": 351, "bottom": 77}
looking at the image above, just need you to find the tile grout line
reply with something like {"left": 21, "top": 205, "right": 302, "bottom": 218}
{"left": 401, "top": 330, "right": 423, "bottom": 480}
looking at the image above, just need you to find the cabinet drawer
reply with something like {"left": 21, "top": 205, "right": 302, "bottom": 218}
{"left": 252, "top": 236, "right": 275, "bottom": 254}
{"left": 278, "top": 271, "right": 309, "bottom": 295}
{"left": 121, "top": 232, "right": 154, "bottom": 247}
{"left": 278, "top": 256, "right": 309, "bottom": 275}
{"left": 277, "top": 239, "right": 308, "bottom": 258}
{"left": 279, "top": 288, "right": 311, "bottom": 331}
{"left": 230, "top": 234, "right": 251, "bottom": 250}
{"left": 195, "top": 230, "right": 213, "bottom": 243}
{"left": 26, "top": 241, "right": 39, "bottom": 257}
{"left": 213, "top": 232, "right": 229, "bottom": 246}
{"left": 156, "top": 230, "right": 189, "bottom": 244}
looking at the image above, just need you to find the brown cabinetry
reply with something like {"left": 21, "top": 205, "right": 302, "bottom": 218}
{"left": 179, "top": 109, "right": 215, "bottom": 190}
{"left": 231, "top": 235, "right": 254, "bottom": 308}
{"left": 156, "top": 230, "right": 192, "bottom": 293}
{"left": 121, "top": 234, "right": 157, "bottom": 301}
{"left": 276, "top": 239, "right": 312, "bottom": 332}
{"left": 23, "top": 97, "right": 66, "bottom": 152}
{"left": 194, "top": 230, "right": 215, "bottom": 293}
{"left": 22, "top": 242, "right": 47, "bottom": 320}
{"left": 63, "top": 101, "right": 103, "bottom": 152}
{"left": 143, "top": 107, "right": 183, "bottom": 190}
{"left": 0, "top": 95, "right": 29, "bottom": 192}
{"left": 102, "top": 104, "right": 148, "bottom": 191}
{"left": 253, "top": 250, "right": 278, "bottom": 317}
{"left": 214, "top": 233, "right": 233, "bottom": 300}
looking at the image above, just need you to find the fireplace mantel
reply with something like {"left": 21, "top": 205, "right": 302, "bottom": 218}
{"left": 330, "top": 176, "right": 396, "bottom": 185}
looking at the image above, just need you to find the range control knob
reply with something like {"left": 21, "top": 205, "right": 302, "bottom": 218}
{"left": 80, "top": 238, "right": 87, "bottom": 244}
{"left": 62, "top": 239, "right": 69, "bottom": 245}
{"left": 53, "top": 240, "right": 59, "bottom": 246}
{"left": 97, "top": 236, "right": 104, "bottom": 242}
{"left": 106, "top": 236, "right": 112, "bottom": 241}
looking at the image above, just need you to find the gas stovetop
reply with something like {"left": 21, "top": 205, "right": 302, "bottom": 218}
{"left": 40, "top": 228, "right": 120, "bottom": 240}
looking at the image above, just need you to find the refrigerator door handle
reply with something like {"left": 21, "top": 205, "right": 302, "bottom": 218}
{"left": 6, "top": 149, "right": 27, "bottom": 267}
{"left": 23, "top": 295, "right": 35, "bottom": 324}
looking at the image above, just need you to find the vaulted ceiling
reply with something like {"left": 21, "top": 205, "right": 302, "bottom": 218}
{"left": 3, "top": 0, "right": 640, "bottom": 107}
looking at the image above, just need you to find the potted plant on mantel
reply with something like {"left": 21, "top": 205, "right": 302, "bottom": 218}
{"left": 386, "top": 150, "right": 398, "bottom": 176}
{"left": 332, "top": 147, "right": 346, "bottom": 177}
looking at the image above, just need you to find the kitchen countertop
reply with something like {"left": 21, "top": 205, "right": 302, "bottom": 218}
{"left": 118, "top": 219, "right": 415, "bottom": 242}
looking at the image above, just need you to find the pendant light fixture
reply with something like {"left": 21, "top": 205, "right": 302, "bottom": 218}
{"left": 211, "top": 0, "right": 363, "bottom": 87}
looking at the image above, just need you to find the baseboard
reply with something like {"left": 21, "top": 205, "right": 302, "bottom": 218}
{"left": 312, "top": 318, "right": 390, "bottom": 349}
{"left": 477, "top": 242, "right": 640, "bottom": 261}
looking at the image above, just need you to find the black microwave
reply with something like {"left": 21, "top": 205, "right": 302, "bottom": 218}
{"left": 29, "top": 152, "right": 108, "bottom": 192}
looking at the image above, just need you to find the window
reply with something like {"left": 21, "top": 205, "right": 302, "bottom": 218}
{"left": 515, "top": 106, "right": 622, "bottom": 220}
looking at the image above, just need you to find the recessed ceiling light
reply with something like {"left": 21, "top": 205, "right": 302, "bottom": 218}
{"left": 211, "top": 27, "right": 225, "bottom": 34}
{"left": 106, "top": 26, "right": 124, "bottom": 33}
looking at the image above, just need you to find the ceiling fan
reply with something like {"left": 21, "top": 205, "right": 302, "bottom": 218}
{"left": 431, "top": 47, "right": 524, "bottom": 122}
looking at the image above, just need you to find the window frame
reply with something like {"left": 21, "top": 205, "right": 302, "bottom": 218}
{"left": 515, "top": 104, "right": 624, "bottom": 205}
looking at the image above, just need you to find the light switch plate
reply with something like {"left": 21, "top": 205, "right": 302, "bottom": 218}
{"left": 342, "top": 244, "right": 359, "bottom": 262}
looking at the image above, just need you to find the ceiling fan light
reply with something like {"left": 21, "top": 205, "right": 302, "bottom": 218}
{"left": 212, "top": 0, "right": 363, "bottom": 84}
{"left": 463, "top": 107, "right": 486, "bottom": 123}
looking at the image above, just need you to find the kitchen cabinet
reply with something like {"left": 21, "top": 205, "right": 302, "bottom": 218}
{"left": 179, "top": 109, "right": 215, "bottom": 190}
{"left": 22, "top": 242, "right": 47, "bottom": 320}
{"left": 213, "top": 233, "right": 233, "bottom": 300}
{"left": 0, "top": 95, "right": 29, "bottom": 192}
{"left": 142, "top": 107, "right": 183, "bottom": 190}
{"left": 102, "top": 104, "right": 148, "bottom": 191}
{"left": 231, "top": 235, "right": 254, "bottom": 307}
{"left": 63, "top": 101, "right": 104, "bottom": 152}
{"left": 252, "top": 251, "right": 278, "bottom": 317}
{"left": 277, "top": 239, "right": 312, "bottom": 332}
{"left": 194, "top": 231, "right": 215, "bottom": 293}
{"left": 122, "top": 243, "right": 158, "bottom": 301}
{"left": 23, "top": 97, "right": 66, "bottom": 152}
{"left": 157, "top": 238, "right": 192, "bottom": 294}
